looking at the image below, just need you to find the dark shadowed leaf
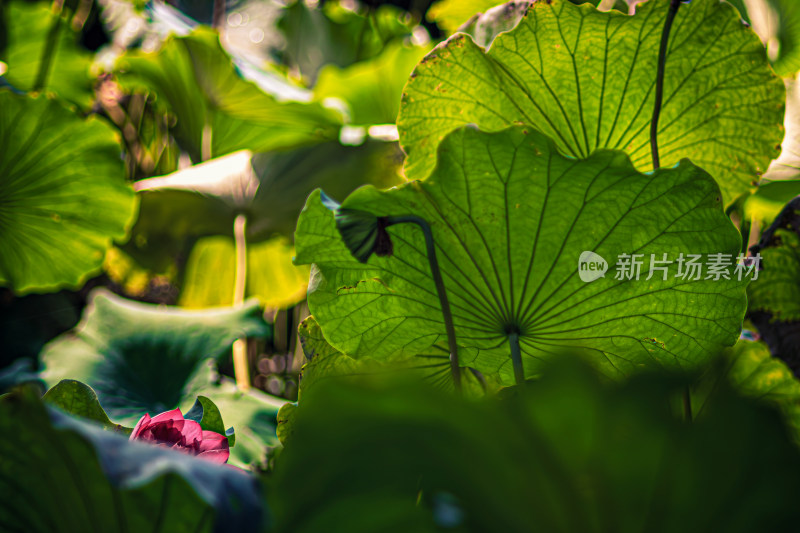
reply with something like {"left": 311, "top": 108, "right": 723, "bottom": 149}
{"left": 690, "top": 340, "right": 800, "bottom": 443}
{"left": 0, "top": 388, "right": 266, "bottom": 533}
{"left": 270, "top": 359, "right": 800, "bottom": 532}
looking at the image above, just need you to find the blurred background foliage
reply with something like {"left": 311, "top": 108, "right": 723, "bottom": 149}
{"left": 5, "top": 0, "right": 800, "bottom": 530}
{"left": 0, "top": 0, "right": 445, "bottom": 481}
{"left": 0, "top": 0, "right": 439, "bottom": 403}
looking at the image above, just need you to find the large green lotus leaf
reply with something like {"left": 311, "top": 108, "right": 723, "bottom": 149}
{"left": 690, "top": 339, "right": 800, "bottom": 442}
{"left": 295, "top": 126, "right": 747, "bottom": 385}
{"left": 179, "top": 235, "right": 310, "bottom": 310}
{"left": 296, "top": 315, "right": 495, "bottom": 395}
{"left": 39, "top": 289, "right": 270, "bottom": 418}
{"left": 399, "top": 0, "right": 784, "bottom": 202}
{"left": 0, "top": 388, "right": 266, "bottom": 533}
{"left": 0, "top": 91, "right": 137, "bottom": 294}
{"left": 115, "top": 26, "right": 342, "bottom": 161}
{"left": 270, "top": 359, "right": 800, "bottom": 532}
{"left": 314, "top": 41, "right": 431, "bottom": 125}
{"left": 1, "top": 2, "right": 94, "bottom": 107}
{"left": 39, "top": 289, "right": 283, "bottom": 467}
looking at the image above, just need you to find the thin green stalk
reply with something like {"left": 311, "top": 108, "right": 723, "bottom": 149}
{"left": 650, "top": 0, "right": 682, "bottom": 169}
{"left": 385, "top": 215, "right": 462, "bottom": 392}
{"left": 33, "top": 5, "right": 64, "bottom": 91}
{"left": 232, "top": 214, "right": 250, "bottom": 391}
{"left": 508, "top": 332, "right": 525, "bottom": 387}
{"left": 682, "top": 387, "right": 692, "bottom": 422}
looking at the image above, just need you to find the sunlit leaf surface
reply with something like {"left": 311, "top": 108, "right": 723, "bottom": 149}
{"left": 296, "top": 126, "right": 746, "bottom": 384}
{"left": 399, "top": 0, "right": 784, "bottom": 202}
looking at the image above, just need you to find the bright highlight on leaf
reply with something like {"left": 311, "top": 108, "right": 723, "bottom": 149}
{"left": 399, "top": 0, "right": 784, "bottom": 202}
{"left": 296, "top": 126, "right": 747, "bottom": 385}
{"left": 179, "top": 235, "right": 310, "bottom": 310}
{"left": 0, "top": 91, "right": 137, "bottom": 294}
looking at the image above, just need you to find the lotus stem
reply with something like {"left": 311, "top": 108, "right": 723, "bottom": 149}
{"left": 650, "top": 0, "right": 682, "bottom": 169}
{"left": 201, "top": 122, "right": 212, "bottom": 162}
{"left": 33, "top": 3, "right": 64, "bottom": 92}
{"left": 385, "top": 215, "right": 462, "bottom": 392}
{"left": 232, "top": 214, "right": 250, "bottom": 392}
{"left": 682, "top": 387, "right": 692, "bottom": 422}
{"left": 508, "top": 332, "right": 525, "bottom": 387}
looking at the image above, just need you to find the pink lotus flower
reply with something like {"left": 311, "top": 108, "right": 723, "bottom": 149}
{"left": 130, "top": 408, "right": 230, "bottom": 464}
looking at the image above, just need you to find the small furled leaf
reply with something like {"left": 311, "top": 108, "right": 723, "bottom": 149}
{"left": 0, "top": 91, "right": 137, "bottom": 294}
{"left": 295, "top": 126, "right": 747, "bottom": 385}
{"left": 401, "top": 0, "right": 784, "bottom": 202}
{"left": 331, "top": 204, "right": 394, "bottom": 263}
{"left": 186, "top": 395, "right": 234, "bottom": 446}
